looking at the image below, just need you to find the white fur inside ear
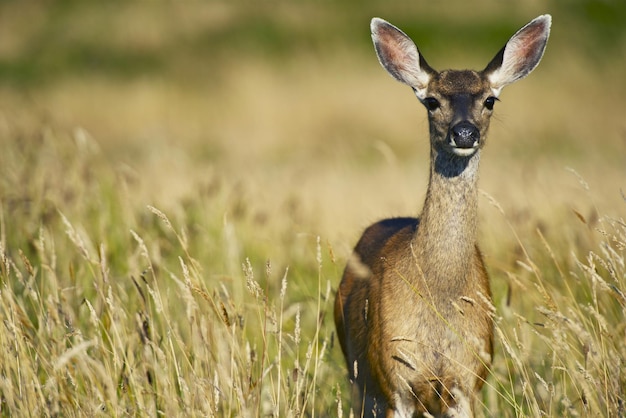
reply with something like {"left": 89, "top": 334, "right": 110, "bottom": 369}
{"left": 371, "top": 18, "right": 432, "bottom": 94}
{"left": 487, "top": 36, "right": 528, "bottom": 90}
{"left": 486, "top": 15, "right": 551, "bottom": 92}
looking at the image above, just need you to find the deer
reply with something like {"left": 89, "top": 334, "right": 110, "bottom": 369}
{"left": 334, "top": 15, "right": 551, "bottom": 417}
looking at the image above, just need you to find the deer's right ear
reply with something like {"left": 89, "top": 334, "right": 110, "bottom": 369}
{"left": 371, "top": 18, "right": 434, "bottom": 99}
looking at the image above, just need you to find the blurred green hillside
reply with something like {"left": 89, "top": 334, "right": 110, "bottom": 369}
{"left": 0, "top": 1, "right": 625, "bottom": 85}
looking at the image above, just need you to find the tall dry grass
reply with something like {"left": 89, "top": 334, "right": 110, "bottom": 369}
{"left": 0, "top": 129, "right": 342, "bottom": 416}
{"left": 1, "top": 114, "right": 624, "bottom": 417}
{"left": 480, "top": 193, "right": 626, "bottom": 416}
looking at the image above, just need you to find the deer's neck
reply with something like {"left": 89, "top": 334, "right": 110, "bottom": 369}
{"left": 412, "top": 148, "right": 480, "bottom": 287}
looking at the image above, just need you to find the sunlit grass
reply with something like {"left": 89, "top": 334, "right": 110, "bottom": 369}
{"left": 0, "top": 129, "right": 343, "bottom": 416}
{"left": 1, "top": 120, "right": 624, "bottom": 416}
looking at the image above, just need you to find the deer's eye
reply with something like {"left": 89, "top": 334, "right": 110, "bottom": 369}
{"left": 423, "top": 97, "right": 440, "bottom": 111}
{"left": 484, "top": 96, "right": 498, "bottom": 110}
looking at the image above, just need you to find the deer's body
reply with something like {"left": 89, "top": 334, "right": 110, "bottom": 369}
{"left": 334, "top": 16, "right": 551, "bottom": 417}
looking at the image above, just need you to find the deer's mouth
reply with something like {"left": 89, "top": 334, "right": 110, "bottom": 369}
{"left": 449, "top": 142, "right": 480, "bottom": 157}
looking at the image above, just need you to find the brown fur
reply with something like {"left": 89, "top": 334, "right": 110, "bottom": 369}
{"left": 335, "top": 15, "right": 551, "bottom": 418}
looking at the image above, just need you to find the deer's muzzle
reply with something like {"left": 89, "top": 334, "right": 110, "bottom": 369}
{"left": 449, "top": 121, "right": 480, "bottom": 156}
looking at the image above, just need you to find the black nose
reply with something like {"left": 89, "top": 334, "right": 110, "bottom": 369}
{"left": 451, "top": 121, "right": 480, "bottom": 148}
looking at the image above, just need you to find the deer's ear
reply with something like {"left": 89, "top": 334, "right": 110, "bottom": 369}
{"left": 484, "top": 15, "right": 551, "bottom": 96}
{"left": 371, "top": 18, "right": 435, "bottom": 99}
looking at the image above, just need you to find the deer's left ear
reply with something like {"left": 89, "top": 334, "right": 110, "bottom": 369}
{"left": 484, "top": 15, "right": 551, "bottom": 96}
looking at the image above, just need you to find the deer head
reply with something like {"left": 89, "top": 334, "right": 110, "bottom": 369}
{"left": 371, "top": 15, "right": 551, "bottom": 158}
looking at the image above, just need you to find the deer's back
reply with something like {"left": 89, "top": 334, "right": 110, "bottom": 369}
{"left": 334, "top": 217, "right": 417, "bottom": 358}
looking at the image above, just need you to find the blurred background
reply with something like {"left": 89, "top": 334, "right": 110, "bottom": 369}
{"left": 0, "top": 0, "right": 624, "bottom": 257}
{"left": 1, "top": 3, "right": 625, "bottom": 415}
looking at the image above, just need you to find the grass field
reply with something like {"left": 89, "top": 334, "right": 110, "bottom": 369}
{"left": 1, "top": 1, "right": 625, "bottom": 416}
